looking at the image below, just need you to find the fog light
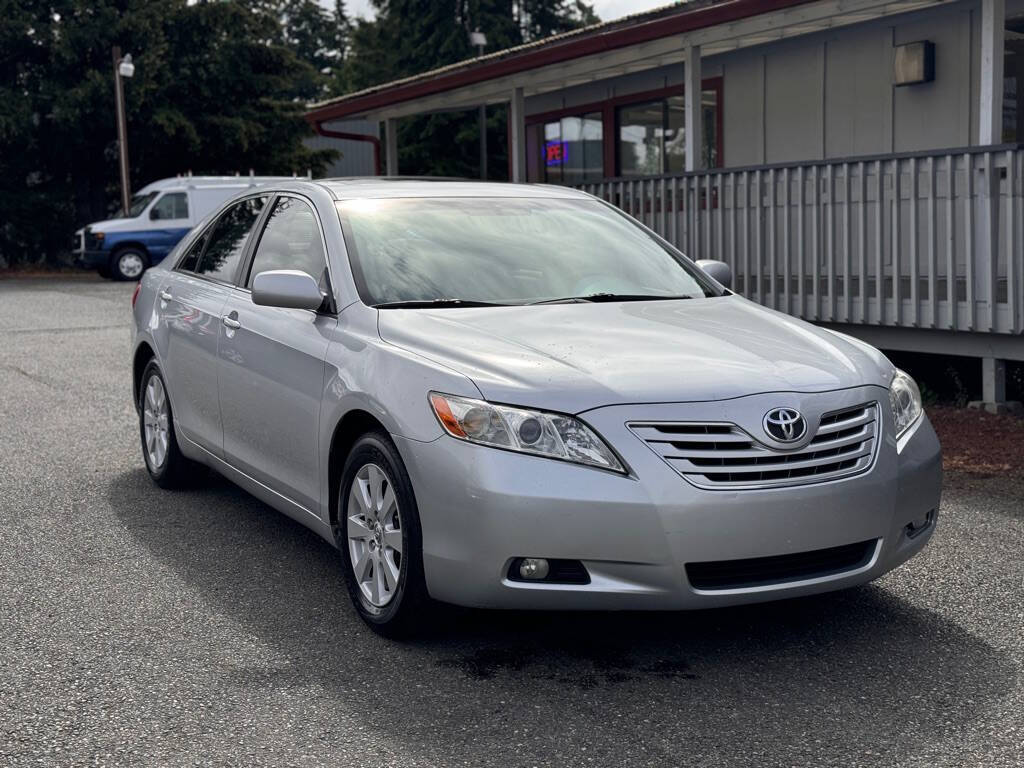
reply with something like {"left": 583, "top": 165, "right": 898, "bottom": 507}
{"left": 518, "top": 558, "right": 549, "bottom": 580}
{"left": 905, "top": 510, "right": 935, "bottom": 539}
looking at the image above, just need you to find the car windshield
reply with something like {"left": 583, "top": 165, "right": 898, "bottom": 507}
{"left": 335, "top": 197, "right": 718, "bottom": 306}
{"left": 119, "top": 191, "right": 159, "bottom": 218}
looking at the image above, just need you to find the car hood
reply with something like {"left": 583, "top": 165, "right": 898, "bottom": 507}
{"left": 377, "top": 296, "right": 894, "bottom": 414}
{"left": 85, "top": 216, "right": 146, "bottom": 233}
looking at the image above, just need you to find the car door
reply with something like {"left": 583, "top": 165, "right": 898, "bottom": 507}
{"left": 157, "top": 195, "right": 269, "bottom": 457}
{"left": 217, "top": 195, "right": 335, "bottom": 512}
{"left": 146, "top": 192, "right": 193, "bottom": 262}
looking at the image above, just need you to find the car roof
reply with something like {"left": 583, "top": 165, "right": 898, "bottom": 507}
{"left": 313, "top": 178, "right": 594, "bottom": 200}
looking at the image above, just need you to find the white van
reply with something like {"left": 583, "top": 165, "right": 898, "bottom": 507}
{"left": 73, "top": 175, "right": 298, "bottom": 280}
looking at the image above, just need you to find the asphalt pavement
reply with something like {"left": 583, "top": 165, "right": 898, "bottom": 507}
{"left": 1, "top": 276, "right": 1022, "bottom": 767}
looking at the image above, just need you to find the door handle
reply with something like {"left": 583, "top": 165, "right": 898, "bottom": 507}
{"left": 159, "top": 290, "right": 172, "bottom": 301}
{"left": 221, "top": 315, "right": 241, "bottom": 330}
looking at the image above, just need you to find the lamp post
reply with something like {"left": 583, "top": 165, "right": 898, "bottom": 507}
{"left": 470, "top": 29, "right": 488, "bottom": 180}
{"left": 112, "top": 47, "right": 135, "bottom": 215}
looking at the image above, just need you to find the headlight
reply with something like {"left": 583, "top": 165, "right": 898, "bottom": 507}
{"left": 889, "top": 369, "right": 923, "bottom": 437}
{"left": 86, "top": 230, "right": 105, "bottom": 249}
{"left": 429, "top": 392, "right": 625, "bottom": 473}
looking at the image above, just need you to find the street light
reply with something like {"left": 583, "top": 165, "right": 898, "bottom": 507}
{"left": 118, "top": 53, "right": 135, "bottom": 78}
{"left": 112, "top": 47, "right": 134, "bottom": 215}
{"left": 470, "top": 30, "right": 488, "bottom": 179}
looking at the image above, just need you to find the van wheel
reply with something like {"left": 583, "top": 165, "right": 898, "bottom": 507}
{"left": 112, "top": 248, "right": 149, "bottom": 281}
{"left": 336, "top": 432, "right": 432, "bottom": 637}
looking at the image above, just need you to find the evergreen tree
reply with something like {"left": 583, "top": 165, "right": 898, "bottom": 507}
{"left": 343, "top": 0, "right": 598, "bottom": 179}
{"left": 0, "top": 0, "right": 337, "bottom": 267}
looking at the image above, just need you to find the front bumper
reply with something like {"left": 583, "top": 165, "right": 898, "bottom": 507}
{"left": 395, "top": 386, "right": 941, "bottom": 610}
{"left": 74, "top": 249, "right": 109, "bottom": 269}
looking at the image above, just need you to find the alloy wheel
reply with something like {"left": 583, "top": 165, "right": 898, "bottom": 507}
{"left": 346, "top": 463, "right": 403, "bottom": 607}
{"left": 142, "top": 375, "right": 170, "bottom": 469}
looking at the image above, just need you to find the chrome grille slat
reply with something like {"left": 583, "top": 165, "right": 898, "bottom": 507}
{"left": 632, "top": 427, "right": 751, "bottom": 444}
{"left": 806, "top": 424, "right": 874, "bottom": 450}
{"left": 630, "top": 403, "right": 879, "bottom": 490}
{"left": 815, "top": 408, "right": 874, "bottom": 435}
{"left": 676, "top": 444, "right": 873, "bottom": 475}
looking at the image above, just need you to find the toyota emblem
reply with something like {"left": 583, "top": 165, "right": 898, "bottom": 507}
{"left": 763, "top": 408, "right": 806, "bottom": 442}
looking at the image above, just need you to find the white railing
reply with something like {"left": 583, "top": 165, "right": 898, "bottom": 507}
{"left": 577, "top": 146, "right": 1024, "bottom": 335}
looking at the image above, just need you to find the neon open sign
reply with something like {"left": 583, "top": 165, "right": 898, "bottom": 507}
{"left": 545, "top": 141, "right": 568, "bottom": 167}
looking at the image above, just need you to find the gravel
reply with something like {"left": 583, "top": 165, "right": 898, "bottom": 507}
{"left": 2, "top": 277, "right": 1022, "bottom": 768}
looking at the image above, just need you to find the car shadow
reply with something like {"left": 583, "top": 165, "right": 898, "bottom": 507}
{"left": 109, "top": 468, "right": 1011, "bottom": 765}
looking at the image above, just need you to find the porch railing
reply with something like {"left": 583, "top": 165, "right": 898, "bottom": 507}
{"left": 577, "top": 146, "right": 1024, "bottom": 335}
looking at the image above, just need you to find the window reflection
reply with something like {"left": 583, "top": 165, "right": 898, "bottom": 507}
{"left": 247, "top": 197, "right": 327, "bottom": 288}
{"left": 526, "top": 112, "right": 603, "bottom": 184}
{"left": 195, "top": 196, "right": 267, "bottom": 282}
{"left": 617, "top": 90, "right": 719, "bottom": 176}
{"left": 336, "top": 197, "right": 714, "bottom": 306}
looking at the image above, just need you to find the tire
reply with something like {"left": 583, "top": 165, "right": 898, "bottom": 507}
{"left": 112, "top": 247, "right": 149, "bottom": 281}
{"left": 138, "top": 360, "right": 200, "bottom": 489}
{"left": 335, "top": 431, "right": 431, "bottom": 637}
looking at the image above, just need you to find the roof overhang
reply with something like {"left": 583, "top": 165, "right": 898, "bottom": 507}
{"left": 307, "top": 0, "right": 953, "bottom": 126}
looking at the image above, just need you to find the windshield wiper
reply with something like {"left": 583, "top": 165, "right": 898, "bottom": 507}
{"left": 373, "top": 298, "right": 510, "bottom": 309}
{"left": 529, "top": 293, "right": 696, "bottom": 305}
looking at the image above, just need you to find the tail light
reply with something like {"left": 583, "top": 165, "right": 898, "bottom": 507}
{"left": 131, "top": 282, "right": 141, "bottom": 309}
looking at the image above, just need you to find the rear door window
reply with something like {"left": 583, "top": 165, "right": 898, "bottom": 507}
{"left": 176, "top": 227, "right": 210, "bottom": 272}
{"left": 194, "top": 196, "right": 268, "bottom": 283}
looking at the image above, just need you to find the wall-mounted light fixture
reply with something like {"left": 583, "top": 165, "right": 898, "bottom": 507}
{"left": 894, "top": 40, "right": 935, "bottom": 86}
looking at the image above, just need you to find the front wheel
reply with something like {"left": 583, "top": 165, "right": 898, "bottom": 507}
{"left": 336, "top": 432, "right": 431, "bottom": 636}
{"left": 112, "top": 247, "right": 148, "bottom": 281}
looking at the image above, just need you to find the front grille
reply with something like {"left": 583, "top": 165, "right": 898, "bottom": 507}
{"left": 629, "top": 402, "right": 878, "bottom": 490}
{"left": 686, "top": 539, "right": 877, "bottom": 590}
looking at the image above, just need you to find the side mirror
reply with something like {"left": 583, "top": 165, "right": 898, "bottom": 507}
{"left": 252, "top": 269, "right": 325, "bottom": 311}
{"left": 695, "top": 259, "right": 733, "bottom": 290}
{"left": 149, "top": 208, "right": 161, "bottom": 220}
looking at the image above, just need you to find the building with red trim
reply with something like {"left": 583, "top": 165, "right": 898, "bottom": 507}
{"left": 307, "top": 0, "right": 1024, "bottom": 407}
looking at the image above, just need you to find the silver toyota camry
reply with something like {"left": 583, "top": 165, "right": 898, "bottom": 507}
{"left": 130, "top": 179, "right": 941, "bottom": 635}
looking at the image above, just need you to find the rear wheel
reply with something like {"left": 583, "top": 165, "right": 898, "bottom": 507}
{"left": 112, "top": 247, "right": 148, "bottom": 281}
{"left": 139, "top": 360, "right": 200, "bottom": 489}
{"left": 336, "top": 432, "right": 431, "bottom": 636}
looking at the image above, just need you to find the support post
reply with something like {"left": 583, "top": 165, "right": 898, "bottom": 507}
{"left": 479, "top": 104, "right": 488, "bottom": 180}
{"left": 510, "top": 86, "right": 526, "bottom": 183}
{"left": 685, "top": 44, "right": 703, "bottom": 172}
{"left": 979, "top": 0, "right": 1005, "bottom": 145}
{"left": 112, "top": 46, "right": 131, "bottom": 215}
{"left": 971, "top": 357, "right": 1022, "bottom": 414}
{"left": 385, "top": 117, "right": 398, "bottom": 176}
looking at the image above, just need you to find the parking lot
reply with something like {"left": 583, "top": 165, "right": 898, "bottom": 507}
{"left": 1, "top": 276, "right": 1022, "bottom": 767}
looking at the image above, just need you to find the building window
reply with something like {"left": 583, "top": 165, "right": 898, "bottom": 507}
{"left": 527, "top": 112, "right": 603, "bottom": 184}
{"left": 1005, "top": 15, "right": 1024, "bottom": 143}
{"left": 617, "top": 89, "right": 719, "bottom": 175}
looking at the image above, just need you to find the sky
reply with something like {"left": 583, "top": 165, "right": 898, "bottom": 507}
{"left": 339, "top": 0, "right": 672, "bottom": 24}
